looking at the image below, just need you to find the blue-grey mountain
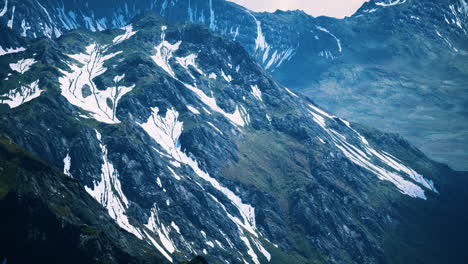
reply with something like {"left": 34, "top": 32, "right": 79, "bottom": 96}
{"left": 0, "top": 1, "right": 467, "bottom": 264}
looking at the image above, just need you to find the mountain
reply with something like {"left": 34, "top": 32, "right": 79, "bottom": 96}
{"left": 1, "top": 11, "right": 468, "bottom": 264}
{"left": 0, "top": 0, "right": 466, "bottom": 171}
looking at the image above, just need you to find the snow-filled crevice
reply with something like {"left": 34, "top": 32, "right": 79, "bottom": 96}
{"left": 145, "top": 205, "right": 177, "bottom": 262}
{"left": 184, "top": 83, "right": 246, "bottom": 127}
{"left": 58, "top": 43, "right": 134, "bottom": 124}
{"left": 306, "top": 103, "right": 437, "bottom": 199}
{"left": 247, "top": 11, "right": 268, "bottom": 52}
{"left": 245, "top": 9, "right": 289, "bottom": 71}
{"left": 63, "top": 153, "right": 72, "bottom": 177}
{"left": 316, "top": 26, "right": 342, "bottom": 53}
{"left": 264, "top": 47, "right": 296, "bottom": 70}
{"left": 85, "top": 130, "right": 144, "bottom": 239}
{"left": 151, "top": 26, "right": 181, "bottom": 78}
{"left": 209, "top": 0, "right": 216, "bottom": 30}
{"left": 0, "top": 0, "right": 7, "bottom": 17}
{"left": 139, "top": 107, "right": 270, "bottom": 263}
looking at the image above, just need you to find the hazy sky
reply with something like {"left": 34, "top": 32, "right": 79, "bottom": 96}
{"left": 228, "top": 0, "right": 369, "bottom": 18}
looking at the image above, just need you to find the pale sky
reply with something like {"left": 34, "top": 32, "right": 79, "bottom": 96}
{"left": 228, "top": 0, "right": 369, "bottom": 18}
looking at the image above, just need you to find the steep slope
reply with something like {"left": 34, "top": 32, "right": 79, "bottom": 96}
{"left": 0, "top": 12, "right": 467, "bottom": 264}
{"left": 0, "top": 136, "right": 171, "bottom": 264}
{"left": 277, "top": 0, "right": 468, "bottom": 171}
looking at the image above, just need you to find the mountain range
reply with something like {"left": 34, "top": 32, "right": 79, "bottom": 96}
{"left": 0, "top": 0, "right": 467, "bottom": 263}
{"left": 0, "top": 0, "right": 467, "bottom": 169}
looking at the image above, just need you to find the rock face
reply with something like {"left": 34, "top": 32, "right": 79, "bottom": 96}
{"left": 1, "top": 11, "right": 468, "bottom": 264}
{"left": 0, "top": 136, "right": 171, "bottom": 264}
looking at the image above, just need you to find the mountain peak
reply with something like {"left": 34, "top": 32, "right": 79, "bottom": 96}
{"left": 130, "top": 11, "right": 169, "bottom": 27}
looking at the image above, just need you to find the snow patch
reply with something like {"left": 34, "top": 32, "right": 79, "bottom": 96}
{"left": 0, "top": 46, "right": 25, "bottom": 56}
{"left": 63, "top": 153, "right": 72, "bottom": 177}
{"left": 139, "top": 108, "right": 262, "bottom": 244}
{"left": 206, "top": 241, "right": 215, "bottom": 248}
{"left": 157, "top": 177, "right": 163, "bottom": 188}
{"left": 9, "top": 58, "right": 36, "bottom": 74}
{"left": 145, "top": 205, "right": 177, "bottom": 255}
{"left": 187, "top": 105, "right": 201, "bottom": 115}
{"left": 144, "top": 230, "right": 173, "bottom": 263}
{"left": 306, "top": 107, "right": 437, "bottom": 199}
{"left": 221, "top": 70, "right": 232, "bottom": 82}
{"left": 176, "top": 53, "right": 205, "bottom": 76}
{"left": 0, "top": 80, "right": 42, "bottom": 108}
{"left": 375, "top": 0, "right": 407, "bottom": 7}
{"left": 252, "top": 237, "right": 272, "bottom": 261}
{"left": 207, "top": 121, "right": 224, "bottom": 135}
{"left": 168, "top": 166, "right": 182, "bottom": 180}
{"left": 208, "top": 73, "right": 217, "bottom": 79}
{"left": 171, "top": 221, "right": 180, "bottom": 233}
{"left": 139, "top": 107, "right": 184, "bottom": 160}
{"left": 251, "top": 85, "right": 263, "bottom": 102}
{"left": 20, "top": 19, "right": 31, "bottom": 37}
{"left": 58, "top": 44, "right": 133, "bottom": 124}
{"left": 285, "top": 87, "right": 299, "bottom": 98}
{"left": 113, "top": 24, "right": 137, "bottom": 44}
{"left": 183, "top": 83, "right": 246, "bottom": 127}
{"left": 317, "top": 137, "right": 326, "bottom": 144}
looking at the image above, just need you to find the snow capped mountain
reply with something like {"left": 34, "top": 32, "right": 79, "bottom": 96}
{"left": 1, "top": 10, "right": 467, "bottom": 264}
{"left": 1, "top": 1, "right": 468, "bottom": 264}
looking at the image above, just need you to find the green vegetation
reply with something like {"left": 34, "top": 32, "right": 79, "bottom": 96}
{"left": 221, "top": 130, "right": 331, "bottom": 263}
{"left": 80, "top": 225, "right": 103, "bottom": 236}
{"left": 50, "top": 204, "right": 72, "bottom": 217}
{"left": 222, "top": 130, "right": 311, "bottom": 204}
